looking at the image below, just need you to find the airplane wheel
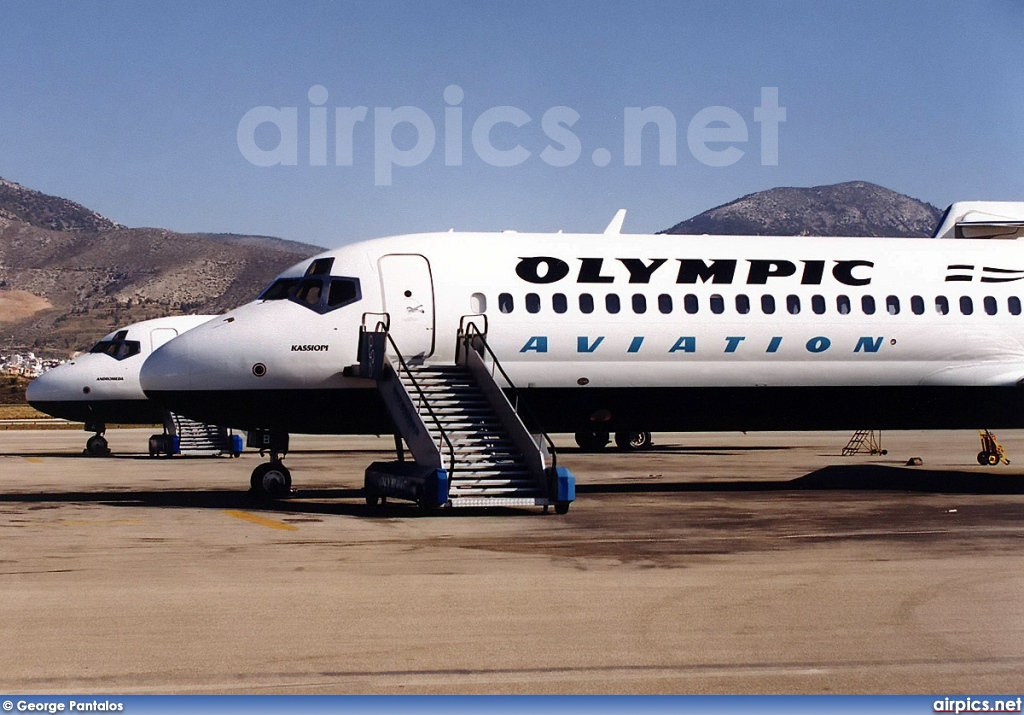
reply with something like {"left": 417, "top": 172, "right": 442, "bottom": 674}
{"left": 365, "top": 490, "right": 380, "bottom": 507}
{"left": 978, "top": 451, "right": 990, "bottom": 465}
{"left": 250, "top": 462, "right": 292, "bottom": 499}
{"left": 555, "top": 502, "right": 570, "bottom": 515}
{"left": 988, "top": 452, "right": 1000, "bottom": 466}
{"left": 615, "top": 431, "right": 652, "bottom": 451}
{"left": 85, "top": 435, "right": 109, "bottom": 457}
{"left": 574, "top": 430, "right": 609, "bottom": 452}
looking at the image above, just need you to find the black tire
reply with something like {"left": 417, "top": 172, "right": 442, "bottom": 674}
{"left": 574, "top": 430, "right": 609, "bottom": 452}
{"left": 615, "top": 431, "right": 652, "bottom": 451}
{"left": 555, "top": 502, "right": 570, "bottom": 515}
{"left": 365, "top": 490, "right": 380, "bottom": 507}
{"left": 85, "top": 435, "right": 109, "bottom": 457}
{"left": 988, "top": 452, "right": 1000, "bottom": 466}
{"left": 250, "top": 462, "right": 292, "bottom": 499}
{"left": 978, "top": 451, "right": 990, "bottom": 465}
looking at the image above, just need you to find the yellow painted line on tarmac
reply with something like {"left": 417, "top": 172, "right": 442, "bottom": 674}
{"left": 24, "top": 457, "right": 44, "bottom": 463}
{"left": 222, "top": 510, "right": 299, "bottom": 531}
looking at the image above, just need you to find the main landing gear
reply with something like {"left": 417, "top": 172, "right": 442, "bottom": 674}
{"left": 247, "top": 429, "right": 293, "bottom": 500}
{"left": 574, "top": 429, "right": 654, "bottom": 452}
{"left": 83, "top": 420, "right": 111, "bottom": 457}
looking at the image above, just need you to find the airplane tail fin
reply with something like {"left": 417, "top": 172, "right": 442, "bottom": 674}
{"left": 933, "top": 201, "right": 1024, "bottom": 239}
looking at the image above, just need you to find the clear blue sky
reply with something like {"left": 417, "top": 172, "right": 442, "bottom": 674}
{"left": 1, "top": 0, "right": 1022, "bottom": 247}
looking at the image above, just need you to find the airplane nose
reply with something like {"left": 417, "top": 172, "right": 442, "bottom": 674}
{"left": 26, "top": 367, "right": 68, "bottom": 405}
{"left": 139, "top": 331, "right": 194, "bottom": 394}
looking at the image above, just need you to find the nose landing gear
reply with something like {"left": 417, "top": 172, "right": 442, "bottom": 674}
{"left": 246, "top": 429, "right": 293, "bottom": 500}
{"left": 83, "top": 420, "right": 111, "bottom": 457}
{"left": 85, "top": 433, "right": 110, "bottom": 457}
{"left": 250, "top": 459, "right": 292, "bottom": 500}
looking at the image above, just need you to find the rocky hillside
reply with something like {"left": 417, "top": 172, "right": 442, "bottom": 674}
{"left": 663, "top": 181, "right": 943, "bottom": 237}
{"left": 0, "top": 177, "right": 122, "bottom": 233}
{"left": 0, "top": 177, "right": 322, "bottom": 356}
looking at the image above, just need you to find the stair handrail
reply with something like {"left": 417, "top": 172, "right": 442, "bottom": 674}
{"left": 370, "top": 325, "right": 456, "bottom": 477}
{"left": 458, "top": 321, "right": 557, "bottom": 470}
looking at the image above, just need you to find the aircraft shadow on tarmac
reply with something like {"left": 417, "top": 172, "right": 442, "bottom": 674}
{"left": 0, "top": 465, "right": 1021, "bottom": 519}
{"left": 578, "top": 464, "right": 1024, "bottom": 496}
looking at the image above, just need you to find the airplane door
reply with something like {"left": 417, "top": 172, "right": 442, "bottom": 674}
{"left": 379, "top": 254, "right": 435, "bottom": 359}
{"left": 150, "top": 328, "right": 179, "bottom": 353}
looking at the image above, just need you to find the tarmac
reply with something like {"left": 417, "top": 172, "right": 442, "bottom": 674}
{"left": 1, "top": 428, "right": 1023, "bottom": 694}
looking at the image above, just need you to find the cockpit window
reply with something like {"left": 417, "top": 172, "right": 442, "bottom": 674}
{"left": 89, "top": 330, "right": 141, "bottom": 361}
{"left": 258, "top": 257, "right": 360, "bottom": 314}
{"left": 260, "top": 274, "right": 361, "bottom": 314}
{"left": 328, "top": 278, "right": 359, "bottom": 308}
{"left": 259, "top": 278, "right": 301, "bottom": 301}
{"left": 295, "top": 279, "right": 323, "bottom": 306}
{"left": 306, "top": 257, "right": 335, "bottom": 276}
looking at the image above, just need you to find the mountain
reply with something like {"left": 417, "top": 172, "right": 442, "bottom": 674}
{"left": 0, "top": 176, "right": 323, "bottom": 356}
{"left": 0, "top": 177, "right": 122, "bottom": 232}
{"left": 662, "top": 181, "right": 943, "bottom": 237}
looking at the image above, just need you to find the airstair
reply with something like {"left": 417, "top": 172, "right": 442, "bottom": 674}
{"left": 148, "top": 413, "right": 243, "bottom": 457}
{"left": 355, "top": 315, "right": 574, "bottom": 513}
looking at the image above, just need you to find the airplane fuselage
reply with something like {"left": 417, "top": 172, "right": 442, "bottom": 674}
{"left": 139, "top": 229, "right": 1024, "bottom": 436}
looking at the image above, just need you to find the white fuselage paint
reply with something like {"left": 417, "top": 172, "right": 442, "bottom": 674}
{"left": 140, "top": 231, "right": 1024, "bottom": 404}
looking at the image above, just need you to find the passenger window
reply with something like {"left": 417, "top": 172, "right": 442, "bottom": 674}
{"left": 710, "top": 294, "right": 725, "bottom": 314}
{"left": 579, "top": 294, "right": 594, "bottom": 314}
{"left": 811, "top": 295, "right": 825, "bottom": 315}
{"left": 470, "top": 292, "right": 487, "bottom": 314}
{"left": 328, "top": 278, "right": 360, "bottom": 308}
{"left": 787, "top": 295, "right": 800, "bottom": 315}
{"left": 911, "top": 295, "right": 925, "bottom": 315}
{"left": 526, "top": 293, "right": 541, "bottom": 314}
{"left": 658, "top": 294, "right": 673, "bottom": 314}
{"left": 1010, "top": 297, "right": 1022, "bottom": 316}
{"left": 736, "top": 295, "right": 751, "bottom": 314}
{"left": 837, "top": 295, "right": 851, "bottom": 315}
{"left": 984, "top": 296, "right": 997, "bottom": 315}
{"left": 960, "top": 296, "right": 973, "bottom": 315}
{"left": 553, "top": 293, "right": 567, "bottom": 314}
{"left": 606, "top": 294, "right": 620, "bottom": 314}
{"left": 761, "top": 295, "right": 775, "bottom": 315}
{"left": 886, "top": 295, "right": 900, "bottom": 315}
{"left": 499, "top": 293, "right": 514, "bottom": 313}
{"left": 684, "top": 294, "right": 698, "bottom": 314}
{"left": 632, "top": 294, "right": 647, "bottom": 314}
{"left": 935, "top": 296, "right": 949, "bottom": 315}
{"left": 862, "top": 296, "right": 876, "bottom": 315}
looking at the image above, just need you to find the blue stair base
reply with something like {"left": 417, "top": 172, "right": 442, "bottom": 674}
{"left": 554, "top": 466, "right": 575, "bottom": 503}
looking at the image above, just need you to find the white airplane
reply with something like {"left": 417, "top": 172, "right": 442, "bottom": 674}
{"left": 137, "top": 202, "right": 1024, "bottom": 507}
{"left": 27, "top": 314, "right": 220, "bottom": 456}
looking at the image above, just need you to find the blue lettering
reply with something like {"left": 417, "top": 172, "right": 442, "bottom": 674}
{"left": 577, "top": 336, "right": 605, "bottom": 353}
{"left": 669, "top": 337, "right": 696, "bottom": 353}
{"left": 766, "top": 336, "right": 783, "bottom": 353}
{"left": 627, "top": 336, "right": 644, "bottom": 353}
{"left": 724, "top": 336, "right": 745, "bottom": 353}
{"left": 520, "top": 336, "right": 548, "bottom": 353}
{"left": 854, "top": 336, "right": 884, "bottom": 353}
{"left": 806, "top": 336, "right": 831, "bottom": 353}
